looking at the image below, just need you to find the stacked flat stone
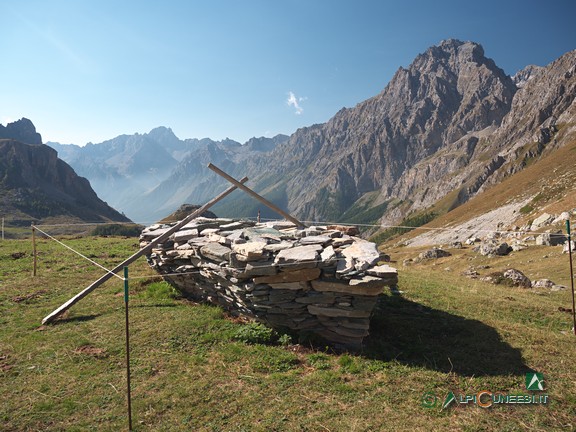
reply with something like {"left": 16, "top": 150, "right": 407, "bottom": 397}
{"left": 140, "top": 217, "right": 398, "bottom": 350}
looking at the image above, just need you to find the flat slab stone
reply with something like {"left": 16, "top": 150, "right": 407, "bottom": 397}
{"left": 254, "top": 268, "right": 321, "bottom": 284}
{"left": 327, "top": 225, "right": 360, "bottom": 236}
{"left": 348, "top": 275, "right": 386, "bottom": 289}
{"left": 331, "top": 236, "right": 354, "bottom": 248}
{"left": 274, "top": 244, "right": 322, "bottom": 269}
{"left": 244, "top": 227, "right": 287, "bottom": 240}
{"left": 232, "top": 241, "right": 268, "bottom": 260}
{"left": 264, "top": 241, "right": 295, "bottom": 252}
{"left": 320, "top": 245, "right": 337, "bottom": 266}
{"left": 259, "top": 221, "right": 297, "bottom": 230}
{"left": 294, "top": 293, "right": 337, "bottom": 304}
{"left": 307, "top": 305, "right": 371, "bottom": 318}
{"left": 366, "top": 264, "right": 398, "bottom": 278}
{"left": 176, "top": 250, "right": 195, "bottom": 259}
{"left": 187, "top": 237, "right": 212, "bottom": 247}
{"left": 240, "top": 261, "right": 278, "bottom": 277}
{"left": 336, "top": 255, "right": 355, "bottom": 275}
{"left": 140, "top": 227, "right": 172, "bottom": 240}
{"left": 172, "top": 229, "right": 199, "bottom": 243}
{"left": 311, "top": 277, "right": 384, "bottom": 296}
{"left": 342, "top": 240, "right": 380, "bottom": 271}
{"left": 299, "top": 235, "right": 332, "bottom": 246}
{"left": 200, "top": 228, "right": 220, "bottom": 236}
{"left": 268, "top": 282, "right": 308, "bottom": 290}
{"left": 200, "top": 243, "right": 232, "bottom": 262}
{"left": 220, "top": 221, "right": 255, "bottom": 230}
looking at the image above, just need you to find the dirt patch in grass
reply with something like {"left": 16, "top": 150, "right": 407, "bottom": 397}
{"left": 0, "top": 354, "right": 13, "bottom": 372}
{"left": 72, "top": 345, "right": 108, "bottom": 359}
{"left": 11, "top": 289, "right": 48, "bottom": 303}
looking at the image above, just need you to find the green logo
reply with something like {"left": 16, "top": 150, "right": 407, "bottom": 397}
{"left": 421, "top": 391, "right": 437, "bottom": 408}
{"left": 526, "top": 373, "right": 545, "bottom": 391}
{"left": 442, "top": 391, "right": 456, "bottom": 409}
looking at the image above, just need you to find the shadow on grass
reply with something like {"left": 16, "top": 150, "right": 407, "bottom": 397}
{"left": 131, "top": 303, "right": 179, "bottom": 309}
{"left": 54, "top": 314, "right": 101, "bottom": 324}
{"left": 363, "top": 294, "right": 528, "bottom": 376}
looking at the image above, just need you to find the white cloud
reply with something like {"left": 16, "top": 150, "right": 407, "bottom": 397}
{"left": 286, "top": 91, "right": 306, "bottom": 115}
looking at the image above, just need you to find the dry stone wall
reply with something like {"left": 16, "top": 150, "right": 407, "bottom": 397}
{"left": 141, "top": 217, "right": 398, "bottom": 349}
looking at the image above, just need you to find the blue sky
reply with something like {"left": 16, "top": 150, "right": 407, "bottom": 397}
{"left": 1, "top": 0, "right": 575, "bottom": 145}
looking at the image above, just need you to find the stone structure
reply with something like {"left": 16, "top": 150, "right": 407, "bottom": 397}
{"left": 141, "top": 218, "right": 398, "bottom": 349}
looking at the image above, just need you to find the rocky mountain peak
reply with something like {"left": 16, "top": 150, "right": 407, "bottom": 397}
{"left": 409, "top": 40, "right": 495, "bottom": 76}
{"left": 146, "top": 126, "right": 180, "bottom": 147}
{"left": 512, "top": 64, "right": 544, "bottom": 88}
{"left": 0, "top": 118, "right": 43, "bottom": 145}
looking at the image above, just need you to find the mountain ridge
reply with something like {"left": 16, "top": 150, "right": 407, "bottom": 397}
{"left": 44, "top": 39, "right": 576, "bottom": 229}
{"left": 47, "top": 132, "right": 289, "bottom": 221}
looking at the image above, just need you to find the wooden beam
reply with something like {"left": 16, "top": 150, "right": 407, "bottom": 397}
{"left": 42, "top": 177, "right": 248, "bottom": 325}
{"left": 207, "top": 163, "right": 306, "bottom": 229}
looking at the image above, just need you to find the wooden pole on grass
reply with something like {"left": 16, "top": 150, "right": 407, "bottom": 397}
{"left": 566, "top": 219, "right": 576, "bottom": 336}
{"left": 123, "top": 267, "right": 133, "bottom": 431}
{"left": 41, "top": 177, "right": 249, "bottom": 325}
{"left": 32, "top": 224, "right": 37, "bottom": 277}
{"left": 207, "top": 163, "right": 306, "bottom": 228}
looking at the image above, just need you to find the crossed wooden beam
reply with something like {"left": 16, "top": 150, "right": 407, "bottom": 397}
{"left": 42, "top": 164, "right": 305, "bottom": 324}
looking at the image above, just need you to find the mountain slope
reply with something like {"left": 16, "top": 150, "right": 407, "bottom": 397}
{"left": 212, "top": 40, "right": 517, "bottom": 221}
{"left": 47, "top": 131, "right": 178, "bottom": 218}
{"left": 0, "top": 139, "right": 130, "bottom": 224}
{"left": 404, "top": 134, "right": 576, "bottom": 246}
{"left": 131, "top": 135, "right": 289, "bottom": 222}
{"left": 208, "top": 40, "right": 575, "bottom": 228}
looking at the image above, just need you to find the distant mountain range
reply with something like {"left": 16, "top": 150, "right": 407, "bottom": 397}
{"left": 0, "top": 119, "right": 130, "bottom": 225}
{"left": 39, "top": 39, "right": 576, "bottom": 229}
{"left": 46, "top": 131, "right": 290, "bottom": 222}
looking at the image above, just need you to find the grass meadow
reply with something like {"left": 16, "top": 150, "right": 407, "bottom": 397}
{"left": 1, "top": 234, "right": 575, "bottom": 431}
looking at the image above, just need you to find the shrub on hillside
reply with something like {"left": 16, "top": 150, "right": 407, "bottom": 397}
{"left": 91, "top": 223, "right": 143, "bottom": 237}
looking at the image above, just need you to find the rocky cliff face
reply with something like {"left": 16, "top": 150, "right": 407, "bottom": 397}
{"left": 219, "top": 40, "right": 517, "bottom": 222}
{"left": 488, "top": 49, "right": 576, "bottom": 166}
{"left": 0, "top": 118, "right": 43, "bottom": 145}
{"left": 0, "top": 138, "right": 130, "bottom": 223}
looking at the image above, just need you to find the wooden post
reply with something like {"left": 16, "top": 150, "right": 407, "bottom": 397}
{"left": 207, "top": 163, "right": 306, "bottom": 228}
{"left": 42, "top": 177, "right": 249, "bottom": 325}
{"left": 32, "top": 225, "right": 37, "bottom": 277}
{"left": 567, "top": 220, "right": 575, "bottom": 336}
{"left": 124, "top": 267, "right": 133, "bottom": 431}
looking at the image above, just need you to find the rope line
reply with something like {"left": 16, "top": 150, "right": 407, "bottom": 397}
{"left": 31, "top": 212, "right": 574, "bottom": 285}
{"left": 32, "top": 221, "right": 143, "bottom": 228}
{"left": 32, "top": 225, "right": 124, "bottom": 281}
{"left": 32, "top": 216, "right": 575, "bottom": 237}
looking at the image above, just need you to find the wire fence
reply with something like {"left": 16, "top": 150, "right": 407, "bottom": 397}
{"left": 25, "top": 213, "right": 575, "bottom": 285}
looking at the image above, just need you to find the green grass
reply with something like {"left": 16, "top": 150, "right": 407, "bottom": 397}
{"left": 1, "top": 235, "right": 575, "bottom": 430}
